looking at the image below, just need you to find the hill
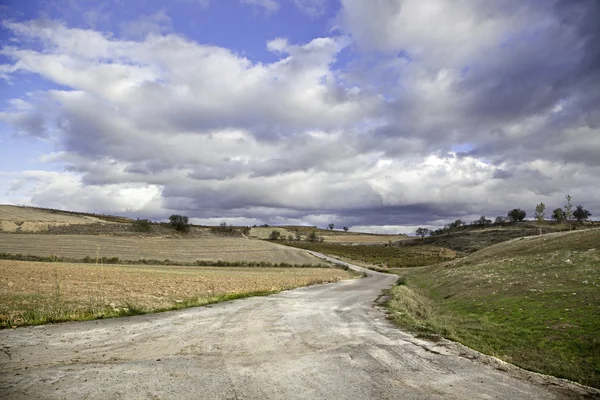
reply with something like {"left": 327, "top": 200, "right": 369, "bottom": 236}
{"left": 250, "top": 226, "right": 410, "bottom": 245}
{"left": 387, "top": 228, "right": 600, "bottom": 388}
{"left": 397, "top": 222, "right": 599, "bottom": 253}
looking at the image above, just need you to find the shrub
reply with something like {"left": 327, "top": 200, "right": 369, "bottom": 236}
{"left": 507, "top": 208, "right": 527, "bottom": 222}
{"left": 169, "top": 215, "right": 189, "bottom": 232}
{"left": 131, "top": 218, "right": 153, "bottom": 232}
{"left": 269, "top": 230, "right": 281, "bottom": 240}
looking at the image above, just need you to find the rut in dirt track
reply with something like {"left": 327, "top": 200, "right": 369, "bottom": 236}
{"left": 0, "top": 254, "right": 596, "bottom": 399}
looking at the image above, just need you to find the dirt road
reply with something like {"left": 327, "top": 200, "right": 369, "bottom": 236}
{"left": 0, "top": 255, "right": 596, "bottom": 399}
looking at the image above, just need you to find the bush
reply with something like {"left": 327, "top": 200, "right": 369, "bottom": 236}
{"left": 131, "top": 219, "right": 153, "bottom": 232}
{"left": 169, "top": 215, "right": 189, "bottom": 233}
{"left": 269, "top": 230, "right": 281, "bottom": 240}
{"left": 507, "top": 208, "right": 527, "bottom": 222}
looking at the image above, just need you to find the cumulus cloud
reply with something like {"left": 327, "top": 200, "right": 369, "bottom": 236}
{"left": 1, "top": 0, "right": 599, "bottom": 230}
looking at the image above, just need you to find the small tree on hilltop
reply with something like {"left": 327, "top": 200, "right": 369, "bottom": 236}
{"left": 564, "top": 195, "right": 574, "bottom": 230}
{"left": 507, "top": 208, "right": 527, "bottom": 222}
{"left": 534, "top": 202, "right": 546, "bottom": 235}
{"left": 328, "top": 223, "right": 335, "bottom": 230}
{"left": 269, "top": 230, "right": 281, "bottom": 240}
{"left": 474, "top": 216, "right": 491, "bottom": 227}
{"left": 415, "top": 227, "right": 429, "bottom": 238}
{"left": 169, "top": 214, "right": 189, "bottom": 233}
{"left": 343, "top": 227, "right": 349, "bottom": 232}
{"left": 494, "top": 216, "right": 506, "bottom": 225}
{"left": 551, "top": 208, "right": 565, "bottom": 230}
{"left": 573, "top": 205, "right": 591, "bottom": 223}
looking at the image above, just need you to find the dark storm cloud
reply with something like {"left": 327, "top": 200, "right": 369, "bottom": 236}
{"left": 1, "top": 1, "right": 599, "bottom": 230}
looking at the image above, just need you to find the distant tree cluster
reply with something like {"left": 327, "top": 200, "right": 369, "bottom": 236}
{"left": 550, "top": 195, "right": 591, "bottom": 229}
{"left": 417, "top": 194, "right": 592, "bottom": 238}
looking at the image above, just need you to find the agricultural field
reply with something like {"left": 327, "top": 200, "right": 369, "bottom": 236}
{"left": 250, "top": 226, "right": 410, "bottom": 244}
{"left": 0, "top": 205, "right": 115, "bottom": 233}
{"left": 283, "top": 241, "right": 456, "bottom": 269}
{"left": 0, "top": 234, "right": 323, "bottom": 265}
{"left": 387, "top": 228, "right": 600, "bottom": 388}
{"left": 0, "top": 260, "right": 353, "bottom": 327}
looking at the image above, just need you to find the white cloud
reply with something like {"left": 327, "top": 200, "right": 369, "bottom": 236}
{"left": 240, "top": 0, "right": 280, "bottom": 14}
{"left": 1, "top": 2, "right": 600, "bottom": 228}
{"left": 293, "top": 0, "right": 326, "bottom": 17}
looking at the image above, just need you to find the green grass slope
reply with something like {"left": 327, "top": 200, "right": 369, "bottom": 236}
{"left": 388, "top": 228, "right": 600, "bottom": 388}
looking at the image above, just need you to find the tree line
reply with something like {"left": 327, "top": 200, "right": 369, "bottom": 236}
{"left": 416, "top": 195, "right": 592, "bottom": 237}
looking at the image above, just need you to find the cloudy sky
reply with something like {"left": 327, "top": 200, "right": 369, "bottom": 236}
{"left": 0, "top": 0, "right": 598, "bottom": 233}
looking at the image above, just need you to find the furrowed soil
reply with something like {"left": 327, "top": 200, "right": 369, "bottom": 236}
{"left": 0, "top": 260, "right": 352, "bottom": 326}
{"left": 0, "top": 234, "right": 322, "bottom": 265}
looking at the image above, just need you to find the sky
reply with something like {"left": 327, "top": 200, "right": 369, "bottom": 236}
{"left": 0, "top": 0, "right": 599, "bottom": 233}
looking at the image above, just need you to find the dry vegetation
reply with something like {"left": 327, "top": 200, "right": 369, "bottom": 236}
{"left": 0, "top": 234, "right": 323, "bottom": 265}
{"left": 0, "top": 205, "right": 113, "bottom": 233}
{"left": 0, "top": 260, "right": 353, "bottom": 327}
{"left": 250, "top": 226, "right": 410, "bottom": 244}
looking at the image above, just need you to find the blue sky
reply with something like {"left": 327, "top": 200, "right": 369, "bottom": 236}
{"left": 1, "top": 0, "right": 599, "bottom": 231}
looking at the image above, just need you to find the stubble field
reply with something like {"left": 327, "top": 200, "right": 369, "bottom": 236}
{"left": 0, "top": 260, "right": 352, "bottom": 327}
{"left": 0, "top": 234, "right": 322, "bottom": 265}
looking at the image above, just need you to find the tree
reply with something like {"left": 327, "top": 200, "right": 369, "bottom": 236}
{"left": 307, "top": 231, "right": 318, "bottom": 242}
{"left": 287, "top": 234, "right": 294, "bottom": 241}
{"left": 534, "top": 202, "right": 546, "bottom": 235}
{"left": 415, "top": 227, "right": 429, "bottom": 238}
{"left": 269, "top": 230, "right": 281, "bottom": 240}
{"left": 551, "top": 208, "right": 565, "bottom": 223}
{"left": 507, "top": 208, "right": 526, "bottom": 222}
{"left": 328, "top": 223, "right": 335, "bottom": 230}
{"left": 295, "top": 231, "right": 302, "bottom": 241}
{"left": 564, "top": 195, "right": 574, "bottom": 230}
{"left": 343, "top": 227, "right": 349, "bottom": 232}
{"left": 474, "top": 216, "right": 491, "bottom": 227}
{"left": 573, "top": 205, "right": 591, "bottom": 223}
{"left": 494, "top": 216, "right": 506, "bottom": 225}
{"left": 169, "top": 214, "right": 189, "bottom": 232}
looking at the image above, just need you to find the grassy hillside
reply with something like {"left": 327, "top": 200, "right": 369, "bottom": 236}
{"left": 398, "top": 222, "right": 599, "bottom": 253}
{"left": 283, "top": 241, "right": 456, "bottom": 269}
{"left": 387, "top": 228, "right": 600, "bottom": 388}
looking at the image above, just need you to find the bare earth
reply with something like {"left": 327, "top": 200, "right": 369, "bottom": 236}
{"left": 1, "top": 254, "right": 596, "bottom": 399}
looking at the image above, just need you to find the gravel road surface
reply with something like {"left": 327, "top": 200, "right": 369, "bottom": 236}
{"left": 1, "top": 253, "right": 597, "bottom": 399}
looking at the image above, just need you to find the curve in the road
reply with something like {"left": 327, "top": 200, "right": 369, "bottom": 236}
{"left": 0, "top": 252, "right": 597, "bottom": 399}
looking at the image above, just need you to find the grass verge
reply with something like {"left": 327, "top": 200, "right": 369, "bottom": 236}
{"left": 386, "top": 229, "right": 600, "bottom": 389}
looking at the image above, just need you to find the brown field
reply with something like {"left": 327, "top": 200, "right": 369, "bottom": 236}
{"left": 0, "top": 234, "right": 323, "bottom": 265}
{"left": 0, "top": 260, "right": 352, "bottom": 326}
{"left": 250, "top": 227, "right": 410, "bottom": 244}
{"left": 0, "top": 205, "right": 111, "bottom": 233}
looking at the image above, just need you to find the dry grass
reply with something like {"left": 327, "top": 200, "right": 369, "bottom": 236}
{"left": 250, "top": 226, "right": 411, "bottom": 244}
{"left": 321, "top": 234, "right": 411, "bottom": 244}
{"left": 0, "top": 205, "right": 110, "bottom": 233}
{"left": 249, "top": 227, "right": 295, "bottom": 239}
{"left": 0, "top": 234, "right": 323, "bottom": 265}
{"left": 0, "top": 260, "right": 353, "bottom": 327}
